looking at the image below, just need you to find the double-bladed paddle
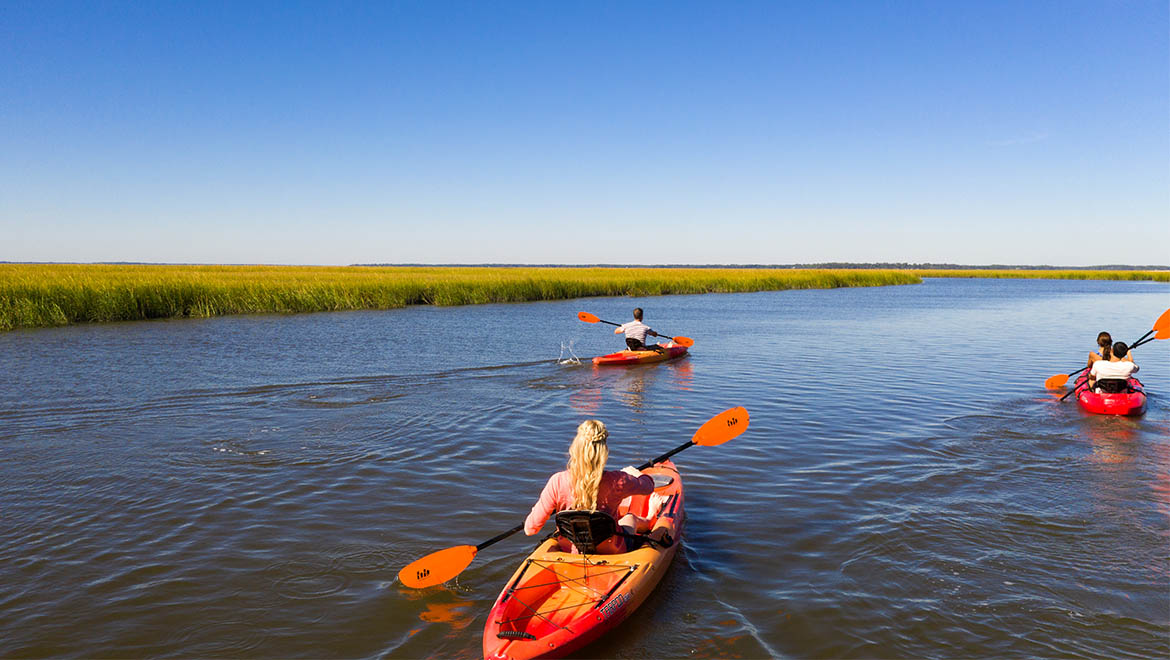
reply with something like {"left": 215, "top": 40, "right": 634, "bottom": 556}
{"left": 397, "top": 406, "right": 749, "bottom": 589}
{"left": 1048, "top": 308, "right": 1170, "bottom": 400}
{"left": 577, "top": 312, "right": 695, "bottom": 348}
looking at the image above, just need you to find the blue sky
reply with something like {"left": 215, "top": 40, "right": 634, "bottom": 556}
{"left": 3, "top": 1, "right": 1167, "bottom": 265}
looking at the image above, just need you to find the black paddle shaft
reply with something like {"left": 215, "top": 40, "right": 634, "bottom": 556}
{"left": 477, "top": 523, "right": 524, "bottom": 551}
{"left": 638, "top": 441, "right": 695, "bottom": 471}
{"left": 1132, "top": 333, "right": 1159, "bottom": 350}
{"left": 1060, "top": 383, "right": 1085, "bottom": 402}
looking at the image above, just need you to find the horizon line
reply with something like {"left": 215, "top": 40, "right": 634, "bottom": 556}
{"left": 3, "top": 261, "right": 1170, "bottom": 271}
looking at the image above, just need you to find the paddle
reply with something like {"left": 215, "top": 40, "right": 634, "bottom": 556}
{"left": 1133, "top": 327, "right": 1170, "bottom": 349}
{"left": 397, "top": 406, "right": 749, "bottom": 589}
{"left": 577, "top": 312, "right": 695, "bottom": 348}
{"left": 1045, "top": 308, "right": 1170, "bottom": 390}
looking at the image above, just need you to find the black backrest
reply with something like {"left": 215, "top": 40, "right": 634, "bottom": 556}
{"left": 554, "top": 510, "right": 618, "bottom": 554}
{"left": 1096, "top": 379, "right": 1130, "bottom": 394}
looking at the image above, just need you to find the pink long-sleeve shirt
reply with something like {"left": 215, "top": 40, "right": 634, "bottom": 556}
{"left": 524, "top": 469, "right": 655, "bottom": 535}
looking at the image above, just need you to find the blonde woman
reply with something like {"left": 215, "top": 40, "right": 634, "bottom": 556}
{"left": 524, "top": 420, "right": 655, "bottom": 552}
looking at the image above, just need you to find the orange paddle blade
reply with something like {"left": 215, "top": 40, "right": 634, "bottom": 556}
{"left": 672, "top": 336, "right": 695, "bottom": 347}
{"left": 692, "top": 406, "right": 749, "bottom": 446}
{"left": 1156, "top": 327, "right": 1170, "bottom": 340}
{"left": 1044, "top": 374, "right": 1070, "bottom": 390}
{"left": 578, "top": 312, "right": 600, "bottom": 323}
{"left": 398, "top": 545, "right": 477, "bottom": 589}
{"left": 1154, "top": 308, "right": 1170, "bottom": 332}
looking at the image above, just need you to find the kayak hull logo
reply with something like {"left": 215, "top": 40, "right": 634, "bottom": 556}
{"left": 599, "top": 592, "right": 629, "bottom": 619}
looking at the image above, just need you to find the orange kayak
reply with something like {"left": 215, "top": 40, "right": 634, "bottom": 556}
{"left": 591, "top": 343, "right": 688, "bottom": 366}
{"left": 482, "top": 461, "right": 685, "bottom": 660}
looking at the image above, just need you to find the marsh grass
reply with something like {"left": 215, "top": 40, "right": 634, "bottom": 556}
{"left": 1, "top": 265, "right": 1165, "bottom": 331}
{"left": 913, "top": 269, "right": 1170, "bottom": 281}
{"left": 0, "top": 265, "right": 923, "bottom": 331}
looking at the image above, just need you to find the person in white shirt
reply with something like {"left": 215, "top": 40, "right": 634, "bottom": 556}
{"left": 614, "top": 308, "right": 662, "bottom": 351}
{"left": 1089, "top": 342, "right": 1139, "bottom": 393}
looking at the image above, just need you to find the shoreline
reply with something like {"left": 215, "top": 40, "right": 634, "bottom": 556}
{"left": 2, "top": 264, "right": 1166, "bottom": 332}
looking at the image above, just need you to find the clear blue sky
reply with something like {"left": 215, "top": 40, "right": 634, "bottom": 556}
{"left": 3, "top": 1, "right": 1167, "bottom": 265}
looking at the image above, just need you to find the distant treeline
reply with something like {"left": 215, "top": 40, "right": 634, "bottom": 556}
{"left": 1, "top": 264, "right": 1166, "bottom": 332}
{"left": 356, "top": 263, "right": 1170, "bottom": 270}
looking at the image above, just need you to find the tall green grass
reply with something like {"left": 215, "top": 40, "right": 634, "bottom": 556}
{"left": 0, "top": 265, "right": 920, "bottom": 331}
{"left": 3, "top": 265, "right": 1164, "bottom": 332}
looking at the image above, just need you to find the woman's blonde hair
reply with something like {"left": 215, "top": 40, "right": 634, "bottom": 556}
{"left": 567, "top": 420, "right": 609, "bottom": 511}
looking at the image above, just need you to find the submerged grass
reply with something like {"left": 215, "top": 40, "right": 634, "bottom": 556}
{"left": 1, "top": 265, "right": 1165, "bottom": 331}
{"left": 0, "top": 265, "right": 920, "bottom": 331}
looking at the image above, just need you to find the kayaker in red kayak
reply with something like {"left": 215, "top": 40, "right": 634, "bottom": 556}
{"left": 1086, "top": 331, "right": 1114, "bottom": 368}
{"left": 523, "top": 420, "right": 662, "bottom": 552}
{"left": 1089, "top": 342, "right": 1140, "bottom": 393}
{"left": 614, "top": 308, "right": 663, "bottom": 352}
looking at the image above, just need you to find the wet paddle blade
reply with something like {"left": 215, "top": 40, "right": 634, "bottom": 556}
{"left": 672, "top": 336, "right": 695, "bottom": 347}
{"left": 1154, "top": 308, "right": 1170, "bottom": 332}
{"left": 1044, "top": 374, "right": 1069, "bottom": 389}
{"left": 1156, "top": 328, "right": 1170, "bottom": 340}
{"left": 692, "top": 406, "right": 749, "bottom": 446}
{"left": 578, "top": 312, "right": 600, "bottom": 323}
{"left": 398, "top": 545, "right": 477, "bottom": 589}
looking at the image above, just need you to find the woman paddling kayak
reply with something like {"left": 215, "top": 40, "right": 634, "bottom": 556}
{"left": 524, "top": 419, "right": 669, "bottom": 550}
{"left": 1087, "top": 331, "right": 1113, "bottom": 369}
{"left": 485, "top": 421, "right": 690, "bottom": 659}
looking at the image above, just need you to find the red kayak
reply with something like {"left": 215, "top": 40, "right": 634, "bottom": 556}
{"left": 1074, "top": 373, "right": 1147, "bottom": 416}
{"left": 591, "top": 343, "right": 688, "bottom": 366}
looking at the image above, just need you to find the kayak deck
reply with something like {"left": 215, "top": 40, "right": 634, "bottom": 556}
{"left": 483, "top": 461, "right": 684, "bottom": 660}
{"left": 591, "top": 343, "right": 688, "bottom": 366}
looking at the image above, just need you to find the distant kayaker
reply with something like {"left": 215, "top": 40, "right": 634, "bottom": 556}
{"left": 614, "top": 308, "right": 662, "bottom": 351}
{"left": 1089, "top": 342, "right": 1139, "bottom": 393}
{"left": 524, "top": 420, "right": 664, "bottom": 552}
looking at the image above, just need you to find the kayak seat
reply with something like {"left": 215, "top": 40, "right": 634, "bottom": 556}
{"left": 554, "top": 510, "right": 619, "bottom": 554}
{"left": 1095, "top": 379, "right": 1130, "bottom": 394}
{"left": 554, "top": 510, "right": 649, "bottom": 555}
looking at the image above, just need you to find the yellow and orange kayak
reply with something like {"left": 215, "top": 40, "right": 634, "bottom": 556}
{"left": 482, "top": 461, "right": 685, "bottom": 660}
{"left": 591, "top": 343, "right": 688, "bottom": 366}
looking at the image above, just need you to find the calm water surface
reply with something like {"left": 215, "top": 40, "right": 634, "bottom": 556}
{"left": 1, "top": 278, "right": 1167, "bottom": 658}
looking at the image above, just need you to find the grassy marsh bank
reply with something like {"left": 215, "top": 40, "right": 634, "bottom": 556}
{"left": 2, "top": 265, "right": 1165, "bottom": 332}
{"left": 0, "top": 265, "right": 920, "bottom": 331}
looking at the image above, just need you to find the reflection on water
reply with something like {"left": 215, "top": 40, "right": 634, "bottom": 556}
{"left": 418, "top": 599, "right": 476, "bottom": 630}
{"left": 0, "top": 279, "right": 1166, "bottom": 659}
{"left": 1083, "top": 418, "right": 1142, "bottom": 464}
{"left": 568, "top": 382, "right": 602, "bottom": 415}
{"left": 568, "top": 356, "right": 694, "bottom": 416}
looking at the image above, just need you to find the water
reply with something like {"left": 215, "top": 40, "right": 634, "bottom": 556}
{"left": 1, "top": 278, "right": 1167, "bottom": 658}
